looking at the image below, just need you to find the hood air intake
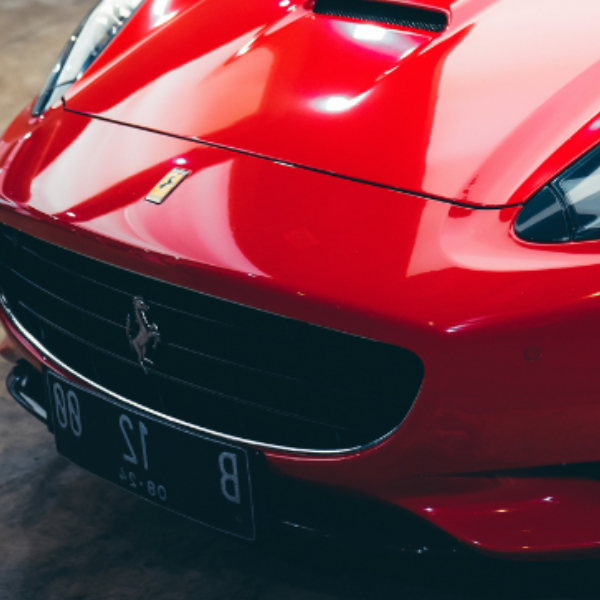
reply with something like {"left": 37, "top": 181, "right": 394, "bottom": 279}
{"left": 313, "top": 0, "right": 448, "bottom": 32}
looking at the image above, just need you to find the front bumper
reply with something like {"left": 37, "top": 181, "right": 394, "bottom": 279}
{"left": 5, "top": 321, "right": 600, "bottom": 562}
{"left": 4, "top": 356, "right": 461, "bottom": 557}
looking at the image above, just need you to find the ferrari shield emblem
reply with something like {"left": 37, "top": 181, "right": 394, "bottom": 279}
{"left": 146, "top": 168, "right": 191, "bottom": 204}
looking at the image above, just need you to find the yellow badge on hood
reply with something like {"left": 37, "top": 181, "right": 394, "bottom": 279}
{"left": 146, "top": 168, "right": 191, "bottom": 204}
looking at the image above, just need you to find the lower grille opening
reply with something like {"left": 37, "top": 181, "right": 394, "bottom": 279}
{"left": 0, "top": 224, "right": 424, "bottom": 452}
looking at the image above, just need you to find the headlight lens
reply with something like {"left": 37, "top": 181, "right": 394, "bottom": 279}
{"left": 515, "top": 146, "right": 600, "bottom": 243}
{"left": 32, "top": 0, "right": 144, "bottom": 116}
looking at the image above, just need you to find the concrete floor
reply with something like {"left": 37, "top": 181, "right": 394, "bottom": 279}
{"left": 2, "top": 2, "right": 600, "bottom": 599}
{"left": 0, "top": 0, "right": 99, "bottom": 133}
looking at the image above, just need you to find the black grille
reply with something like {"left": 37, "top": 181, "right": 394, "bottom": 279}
{"left": 313, "top": 0, "right": 448, "bottom": 32}
{"left": 0, "top": 225, "right": 423, "bottom": 451}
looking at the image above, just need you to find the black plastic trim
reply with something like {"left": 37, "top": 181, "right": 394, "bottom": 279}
{"left": 514, "top": 186, "right": 570, "bottom": 243}
{"left": 6, "top": 361, "right": 47, "bottom": 423}
{"left": 313, "top": 0, "right": 448, "bottom": 32}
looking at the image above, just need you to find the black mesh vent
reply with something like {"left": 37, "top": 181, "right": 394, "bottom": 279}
{"left": 0, "top": 224, "right": 424, "bottom": 452}
{"left": 313, "top": 0, "right": 448, "bottom": 32}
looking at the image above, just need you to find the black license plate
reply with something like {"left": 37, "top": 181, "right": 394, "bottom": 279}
{"left": 46, "top": 370, "right": 256, "bottom": 540}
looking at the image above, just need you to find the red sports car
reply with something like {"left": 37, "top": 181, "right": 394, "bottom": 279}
{"left": 2, "top": 0, "right": 600, "bottom": 560}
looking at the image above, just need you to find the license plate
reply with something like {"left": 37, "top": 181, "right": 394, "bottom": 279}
{"left": 46, "top": 370, "right": 256, "bottom": 540}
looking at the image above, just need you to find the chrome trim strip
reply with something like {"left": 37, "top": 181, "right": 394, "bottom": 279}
{"left": 0, "top": 293, "right": 403, "bottom": 456}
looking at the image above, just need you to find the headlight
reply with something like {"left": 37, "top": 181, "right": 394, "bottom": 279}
{"left": 32, "top": 0, "right": 144, "bottom": 117}
{"left": 515, "top": 146, "right": 600, "bottom": 244}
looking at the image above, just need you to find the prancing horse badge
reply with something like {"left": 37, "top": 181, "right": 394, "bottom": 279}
{"left": 146, "top": 168, "right": 191, "bottom": 204}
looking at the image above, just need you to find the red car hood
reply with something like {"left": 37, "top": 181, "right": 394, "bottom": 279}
{"left": 65, "top": 0, "right": 600, "bottom": 207}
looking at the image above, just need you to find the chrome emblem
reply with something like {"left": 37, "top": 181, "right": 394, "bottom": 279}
{"left": 126, "top": 297, "right": 160, "bottom": 372}
{"left": 145, "top": 168, "right": 191, "bottom": 204}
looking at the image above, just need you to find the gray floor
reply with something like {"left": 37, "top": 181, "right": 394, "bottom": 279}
{"left": 0, "top": 0, "right": 99, "bottom": 133}
{"left": 2, "top": 2, "right": 600, "bottom": 599}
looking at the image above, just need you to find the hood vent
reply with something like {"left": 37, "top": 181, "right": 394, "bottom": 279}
{"left": 313, "top": 0, "right": 448, "bottom": 32}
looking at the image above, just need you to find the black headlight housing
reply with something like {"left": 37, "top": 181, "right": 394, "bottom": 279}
{"left": 515, "top": 145, "right": 600, "bottom": 244}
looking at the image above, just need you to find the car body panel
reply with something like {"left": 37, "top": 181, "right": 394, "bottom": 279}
{"left": 5, "top": 0, "right": 600, "bottom": 560}
{"left": 64, "top": 0, "right": 600, "bottom": 206}
{"left": 4, "top": 105, "right": 600, "bottom": 469}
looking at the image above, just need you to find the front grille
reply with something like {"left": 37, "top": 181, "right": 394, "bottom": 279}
{"left": 313, "top": 0, "right": 448, "bottom": 33}
{"left": 0, "top": 224, "right": 424, "bottom": 452}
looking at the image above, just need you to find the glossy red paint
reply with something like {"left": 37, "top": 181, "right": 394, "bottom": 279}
{"left": 4, "top": 94, "right": 600, "bottom": 558}
{"left": 62, "top": 0, "right": 600, "bottom": 208}
{"left": 398, "top": 477, "right": 600, "bottom": 559}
